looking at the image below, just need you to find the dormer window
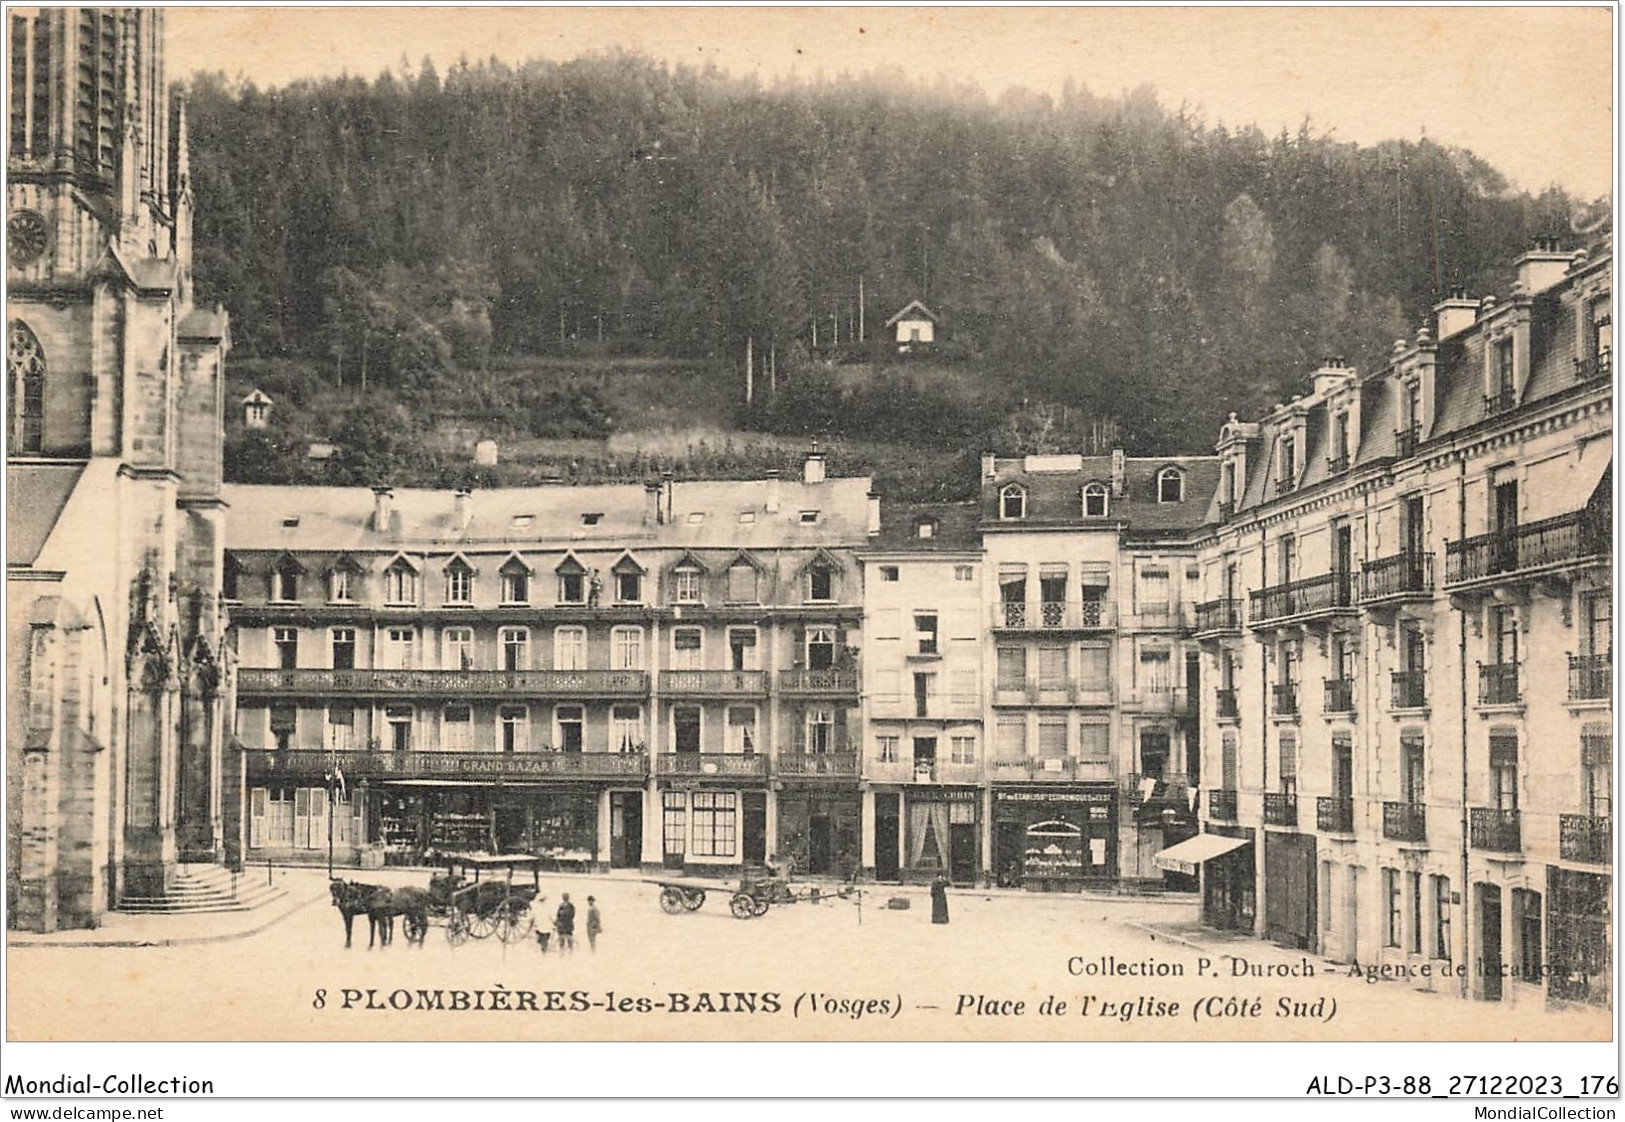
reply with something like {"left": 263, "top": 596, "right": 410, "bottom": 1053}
{"left": 727, "top": 558, "right": 760, "bottom": 604}
{"left": 612, "top": 555, "right": 645, "bottom": 604}
{"left": 444, "top": 558, "right": 474, "bottom": 605}
{"left": 556, "top": 556, "right": 586, "bottom": 604}
{"left": 807, "top": 562, "right": 836, "bottom": 602}
{"left": 384, "top": 559, "right": 418, "bottom": 605}
{"left": 1278, "top": 436, "right": 1297, "bottom": 494}
{"left": 1082, "top": 483, "right": 1109, "bottom": 518}
{"left": 581, "top": 512, "right": 603, "bottom": 526}
{"left": 916, "top": 518, "right": 937, "bottom": 539}
{"left": 1329, "top": 413, "right": 1351, "bottom": 472}
{"left": 328, "top": 563, "right": 357, "bottom": 603}
{"left": 1221, "top": 463, "right": 1237, "bottom": 508}
{"left": 499, "top": 558, "right": 530, "bottom": 605}
{"left": 672, "top": 564, "right": 703, "bottom": 604}
{"left": 1000, "top": 483, "right": 1027, "bottom": 520}
{"left": 270, "top": 556, "right": 303, "bottom": 602}
{"left": 1580, "top": 295, "right": 1612, "bottom": 382}
{"left": 1157, "top": 467, "right": 1184, "bottom": 503}
{"left": 1487, "top": 337, "right": 1516, "bottom": 413}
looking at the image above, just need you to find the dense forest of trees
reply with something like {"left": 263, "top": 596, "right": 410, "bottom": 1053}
{"left": 186, "top": 54, "right": 1597, "bottom": 454}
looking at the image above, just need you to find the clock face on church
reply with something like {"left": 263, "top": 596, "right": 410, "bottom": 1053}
{"left": 8, "top": 210, "right": 49, "bottom": 266}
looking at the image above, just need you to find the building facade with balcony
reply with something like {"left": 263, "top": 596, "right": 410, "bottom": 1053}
{"left": 857, "top": 503, "right": 987, "bottom": 885}
{"left": 223, "top": 452, "right": 874, "bottom": 877}
{"left": 980, "top": 451, "right": 1220, "bottom": 890}
{"left": 1194, "top": 240, "right": 1612, "bottom": 1008}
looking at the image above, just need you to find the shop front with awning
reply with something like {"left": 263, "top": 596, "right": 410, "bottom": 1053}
{"left": 1154, "top": 831, "right": 1250, "bottom": 875}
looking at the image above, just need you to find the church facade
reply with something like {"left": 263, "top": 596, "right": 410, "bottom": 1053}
{"left": 6, "top": 7, "right": 233, "bottom": 930}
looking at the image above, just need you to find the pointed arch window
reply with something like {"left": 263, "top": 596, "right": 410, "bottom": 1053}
{"left": 1157, "top": 467, "right": 1184, "bottom": 503}
{"left": 384, "top": 558, "right": 419, "bottom": 606}
{"left": 443, "top": 557, "right": 475, "bottom": 605}
{"left": 9, "top": 320, "right": 45, "bottom": 453}
{"left": 269, "top": 554, "right": 305, "bottom": 603}
{"left": 499, "top": 556, "right": 531, "bottom": 605}
{"left": 1082, "top": 483, "right": 1109, "bottom": 518}
{"left": 999, "top": 483, "right": 1027, "bottom": 520}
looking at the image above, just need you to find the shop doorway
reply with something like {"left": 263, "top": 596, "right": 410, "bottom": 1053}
{"left": 874, "top": 794, "right": 900, "bottom": 880}
{"left": 994, "top": 821, "right": 1024, "bottom": 887}
{"left": 742, "top": 792, "right": 767, "bottom": 865}
{"left": 1479, "top": 884, "right": 1504, "bottom": 1001}
{"left": 808, "top": 814, "right": 833, "bottom": 874}
{"left": 949, "top": 821, "right": 977, "bottom": 884}
{"left": 610, "top": 792, "right": 642, "bottom": 868}
{"left": 494, "top": 805, "right": 526, "bottom": 853}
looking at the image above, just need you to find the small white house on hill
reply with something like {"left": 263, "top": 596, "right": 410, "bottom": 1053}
{"left": 241, "top": 388, "right": 273, "bottom": 428}
{"left": 885, "top": 300, "right": 939, "bottom": 351}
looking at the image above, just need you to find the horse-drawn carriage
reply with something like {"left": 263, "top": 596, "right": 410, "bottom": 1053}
{"left": 650, "top": 862, "right": 857, "bottom": 920}
{"left": 407, "top": 853, "right": 545, "bottom": 945}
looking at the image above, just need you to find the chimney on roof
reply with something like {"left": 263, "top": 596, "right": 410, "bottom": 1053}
{"left": 1312, "top": 357, "right": 1356, "bottom": 398}
{"left": 453, "top": 488, "right": 472, "bottom": 532}
{"left": 764, "top": 469, "right": 781, "bottom": 514}
{"left": 643, "top": 481, "right": 661, "bottom": 527}
{"left": 1515, "top": 237, "right": 1572, "bottom": 296}
{"left": 981, "top": 452, "right": 996, "bottom": 480}
{"left": 866, "top": 491, "right": 881, "bottom": 537}
{"left": 804, "top": 441, "right": 827, "bottom": 485}
{"left": 1433, "top": 287, "right": 1478, "bottom": 340}
{"left": 371, "top": 486, "right": 395, "bottom": 533}
{"left": 660, "top": 471, "right": 675, "bottom": 525}
{"left": 1110, "top": 448, "right": 1126, "bottom": 498}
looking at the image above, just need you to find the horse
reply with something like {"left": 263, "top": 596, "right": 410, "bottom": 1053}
{"left": 368, "top": 885, "right": 432, "bottom": 947}
{"left": 329, "top": 878, "right": 393, "bottom": 949}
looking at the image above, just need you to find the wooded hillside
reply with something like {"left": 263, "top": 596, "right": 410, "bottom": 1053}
{"left": 186, "top": 55, "right": 1595, "bottom": 457}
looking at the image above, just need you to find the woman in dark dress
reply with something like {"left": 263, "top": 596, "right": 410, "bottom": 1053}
{"left": 930, "top": 874, "right": 950, "bottom": 924}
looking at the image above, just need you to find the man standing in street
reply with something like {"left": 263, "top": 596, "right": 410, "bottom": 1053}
{"left": 555, "top": 892, "right": 576, "bottom": 953}
{"left": 586, "top": 896, "right": 602, "bottom": 951}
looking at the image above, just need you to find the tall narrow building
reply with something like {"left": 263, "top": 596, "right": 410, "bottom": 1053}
{"left": 6, "top": 7, "right": 232, "bottom": 930}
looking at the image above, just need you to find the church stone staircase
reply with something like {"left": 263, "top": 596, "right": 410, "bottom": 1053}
{"left": 119, "top": 862, "right": 287, "bottom": 915}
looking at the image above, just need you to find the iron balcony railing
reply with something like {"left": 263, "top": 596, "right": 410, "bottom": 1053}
{"left": 1326, "top": 453, "right": 1350, "bottom": 476}
{"left": 774, "top": 751, "right": 860, "bottom": 779}
{"left": 1215, "top": 688, "right": 1239, "bottom": 719}
{"left": 1469, "top": 807, "right": 1522, "bottom": 852}
{"left": 1263, "top": 792, "right": 1298, "bottom": 827}
{"left": 1323, "top": 678, "right": 1355, "bottom": 713}
{"left": 662, "top": 752, "right": 767, "bottom": 778}
{"left": 1483, "top": 388, "right": 1517, "bottom": 416}
{"left": 1208, "top": 789, "right": 1238, "bottom": 821}
{"left": 1249, "top": 571, "right": 1357, "bottom": 624}
{"left": 1276, "top": 476, "right": 1298, "bottom": 496}
{"left": 1133, "top": 687, "right": 1193, "bottom": 715}
{"left": 1194, "top": 598, "right": 1243, "bottom": 633}
{"left": 1568, "top": 653, "right": 1612, "bottom": 701}
{"left": 1445, "top": 509, "right": 1610, "bottom": 586}
{"left": 777, "top": 668, "right": 860, "bottom": 697}
{"left": 993, "top": 600, "right": 1114, "bottom": 631}
{"left": 1575, "top": 349, "right": 1613, "bottom": 383}
{"left": 1382, "top": 801, "right": 1427, "bottom": 842}
{"left": 1216, "top": 499, "right": 1235, "bottom": 521}
{"left": 1317, "top": 796, "right": 1354, "bottom": 833}
{"left": 1478, "top": 662, "right": 1521, "bottom": 706}
{"left": 1391, "top": 670, "right": 1427, "bottom": 710}
{"left": 246, "top": 747, "right": 648, "bottom": 781}
{"left": 236, "top": 667, "right": 650, "bottom": 697}
{"left": 1560, "top": 815, "right": 1612, "bottom": 864}
{"left": 1362, "top": 552, "right": 1434, "bottom": 601}
{"left": 659, "top": 670, "right": 768, "bottom": 697}
{"left": 1272, "top": 683, "right": 1298, "bottom": 717}
{"left": 1394, "top": 427, "right": 1420, "bottom": 459}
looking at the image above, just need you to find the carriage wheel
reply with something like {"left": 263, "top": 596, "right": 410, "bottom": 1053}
{"left": 752, "top": 896, "right": 771, "bottom": 916}
{"left": 730, "top": 892, "right": 759, "bottom": 920}
{"left": 682, "top": 889, "right": 706, "bottom": 911}
{"left": 499, "top": 905, "right": 534, "bottom": 944}
{"left": 446, "top": 910, "right": 470, "bottom": 946}
{"left": 403, "top": 913, "right": 428, "bottom": 944}
{"left": 659, "top": 887, "right": 686, "bottom": 915}
{"left": 467, "top": 909, "right": 500, "bottom": 939}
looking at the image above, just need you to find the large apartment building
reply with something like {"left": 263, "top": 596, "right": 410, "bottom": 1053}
{"left": 978, "top": 452, "right": 1221, "bottom": 890}
{"left": 1189, "top": 239, "right": 1612, "bottom": 1008}
{"left": 223, "top": 453, "right": 872, "bottom": 876}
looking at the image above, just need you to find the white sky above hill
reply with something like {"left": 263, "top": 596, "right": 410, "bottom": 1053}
{"left": 167, "top": 5, "right": 1614, "bottom": 200}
